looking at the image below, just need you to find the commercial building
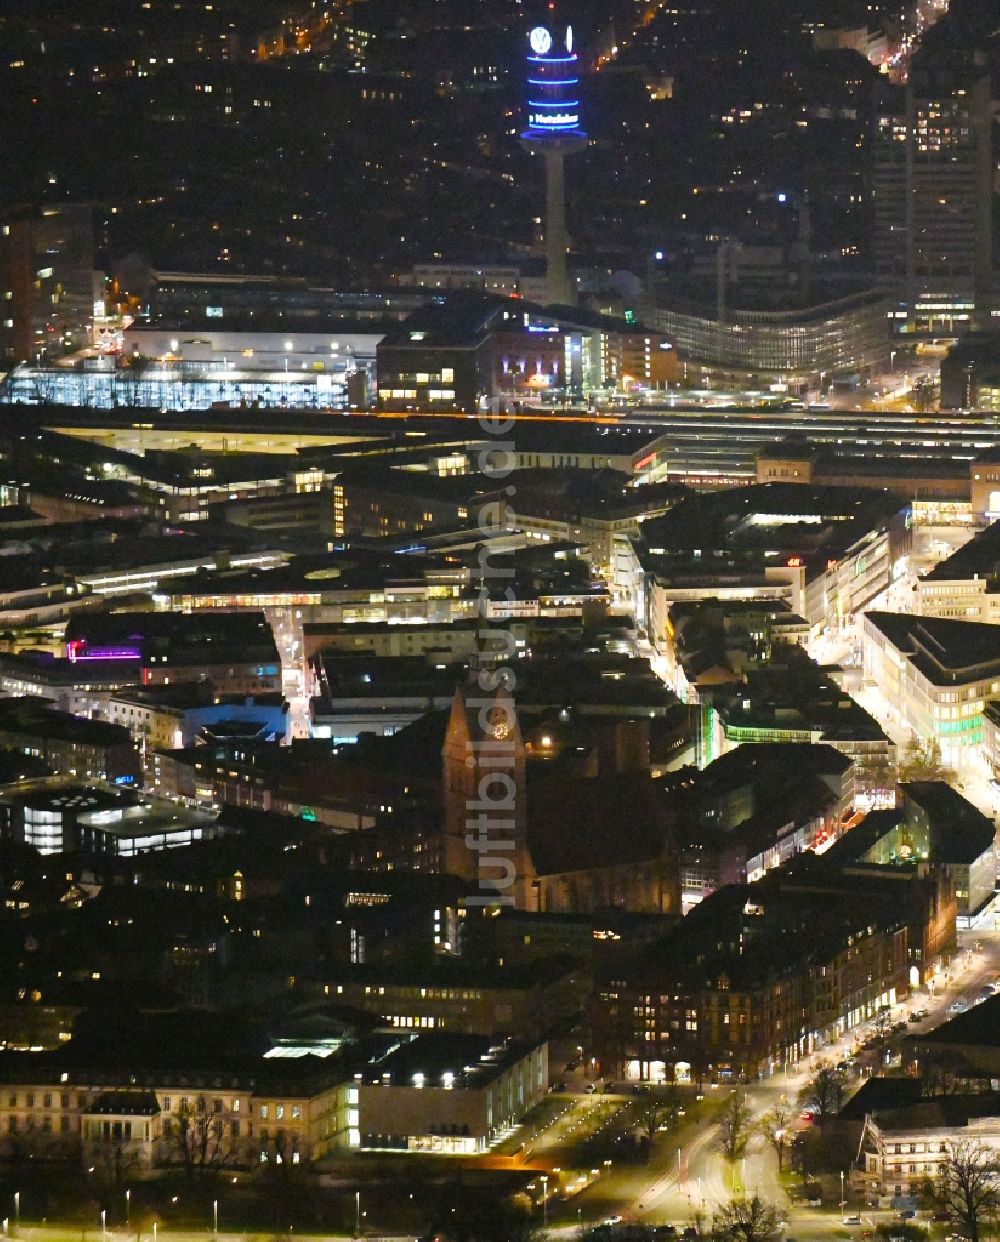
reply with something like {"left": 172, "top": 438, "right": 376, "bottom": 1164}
{"left": 983, "top": 700, "right": 1000, "bottom": 786}
{"left": 914, "top": 517, "right": 1000, "bottom": 616}
{"left": 755, "top": 439, "right": 972, "bottom": 525}
{"left": 591, "top": 871, "right": 910, "bottom": 1083}
{"left": 138, "top": 272, "right": 426, "bottom": 327}
{"left": 0, "top": 785, "right": 216, "bottom": 856}
{"left": 0, "top": 651, "right": 141, "bottom": 718}
{"left": 0, "top": 204, "right": 98, "bottom": 366}
{"left": 827, "top": 782, "right": 996, "bottom": 922}
{"left": 0, "top": 697, "right": 140, "bottom": 786}
{"left": 940, "top": 332, "right": 1000, "bottom": 411}
{"left": 873, "top": 59, "right": 994, "bottom": 336}
{"left": 707, "top": 646, "right": 894, "bottom": 794}
{"left": 900, "top": 784, "right": 996, "bottom": 921}
{"left": 353, "top": 1034, "right": 547, "bottom": 1154}
{"left": 104, "top": 686, "right": 289, "bottom": 755}
{"left": 666, "top": 743, "right": 855, "bottom": 906}
{"left": 321, "top": 957, "right": 583, "bottom": 1040}
{"left": 2, "top": 359, "right": 361, "bottom": 414}
{"left": 638, "top": 482, "right": 911, "bottom": 636}
{"left": 122, "top": 322, "right": 383, "bottom": 407}
{"left": 862, "top": 611, "right": 1000, "bottom": 767}
{"left": 654, "top": 288, "right": 889, "bottom": 389}
{"left": 375, "top": 295, "right": 677, "bottom": 411}
{"left": 663, "top": 598, "right": 810, "bottom": 700}
{"left": 63, "top": 611, "right": 281, "bottom": 698}
{"left": 969, "top": 450, "right": 1000, "bottom": 524}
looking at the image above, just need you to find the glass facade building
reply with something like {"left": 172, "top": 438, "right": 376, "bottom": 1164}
{"left": 0, "top": 362, "right": 353, "bottom": 411}
{"left": 655, "top": 289, "right": 890, "bottom": 384}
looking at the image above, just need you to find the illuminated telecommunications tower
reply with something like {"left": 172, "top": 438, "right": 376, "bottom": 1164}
{"left": 520, "top": 20, "right": 587, "bottom": 306}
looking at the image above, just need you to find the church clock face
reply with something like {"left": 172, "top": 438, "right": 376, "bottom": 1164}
{"left": 487, "top": 706, "right": 511, "bottom": 741}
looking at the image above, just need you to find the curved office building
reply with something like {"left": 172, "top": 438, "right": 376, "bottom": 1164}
{"left": 655, "top": 288, "right": 890, "bottom": 388}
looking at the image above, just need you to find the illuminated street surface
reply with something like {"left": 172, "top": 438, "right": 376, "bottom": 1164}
{"left": 535, "top": 929, "right": 1000, "bottom": 1237}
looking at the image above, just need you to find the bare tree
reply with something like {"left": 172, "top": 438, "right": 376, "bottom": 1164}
{"left": 927, "top": 1139, "right": 1000, "bottom": 1242}
{"left": 898, "top": 735, "right": 955, "bottom": 784}
{"left": 716, "top": 1090, "right": 753, "bottom": 1164}
{"left": 711, "top": 1193, "right": 783, "bottom": 1242}
{"left": 687, "top": 1206, "right": 710, "bottom": 1237}
{"left": 870, "top": 1006, "right": 893, "bottom": 1050}
{"left": 0, "top": 1118, "right": 57, "bottom": 1166}
{"left": 86, "top": 1133, "right": 141, "bottom": 1195}
{"left": 635, "top": 1086, "right": 681, "bottom": 1149}
{"left": 257, "top": 1129, "right": 303, "bottom": 1183}
{"left": 161, "top": 1100, "right": 235, "bottom": 1183}
{"left": 757, "top": 1101, "right": 794, "bottom": 1173}
{"left": 797, "top": 1063, "right": 845, "bottom": 1121}
{"left": 923, "top": 1050, "right": 978, "bottom": 1098}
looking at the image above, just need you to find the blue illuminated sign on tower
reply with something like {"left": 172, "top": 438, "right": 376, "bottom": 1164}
{"left": 520, "top": 21, "right": 587, "bottom": 305}
{"left": 522, "top": 24, "right": 586, "bottom": 141}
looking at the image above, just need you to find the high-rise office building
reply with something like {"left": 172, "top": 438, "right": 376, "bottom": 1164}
{"left": 0, "top": 204, "right": 98, "bottom": 366}
{"left": 873, "top": 56, "right": 994, "bottom": 336}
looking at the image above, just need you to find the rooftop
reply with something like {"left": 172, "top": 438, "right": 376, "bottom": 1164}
{"left": 924, "top": 519, "right": 1000, "bottom": 584}
{"left": 865, "top": 612, "right": 1000, "bottom": 684}
{"left": 358, "top": 1033, "right": 538, "bottom": 1090}
{"left": 912, "top": 994, "right": 1000, "bottom": 1050}
{"left": 0, "top": 697, "right": 133, "bottom": 749}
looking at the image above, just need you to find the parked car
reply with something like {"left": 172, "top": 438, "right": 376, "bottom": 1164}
{"left": 842, "top": 1215, "right": 862, "bottom": 1226}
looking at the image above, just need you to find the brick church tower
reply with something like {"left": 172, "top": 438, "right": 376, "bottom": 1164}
{"left": 441, "top": 678, "right": 535, "bottom": 908}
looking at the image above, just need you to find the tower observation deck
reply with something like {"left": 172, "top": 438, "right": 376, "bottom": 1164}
{"left": 520, "top": 22, "right": 587, "bottom": 307}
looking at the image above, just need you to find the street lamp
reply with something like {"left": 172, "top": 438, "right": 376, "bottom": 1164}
{"left": 101, "top": 1209, "right": 107, "bottom": 1242}
{"left": 212, "top": 1199, "right": 218, "bottom": 1239}
{"left": 540, "top": 1175, "right": 549, "bottom": 1229}
{"left": 840, "top": 1169, "right": 846, "bottom": 1212}
{"left": 126, "top": 1189, "right": 131, "bottom": 1229}
{"left": 354, "top": 1190, "right": 360, "bottom": 1239}
{"left": 13, "top": 1195, "right": 18, "bottom": 1237}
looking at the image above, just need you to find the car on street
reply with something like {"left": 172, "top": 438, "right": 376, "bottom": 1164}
{"left": 842, "top": 1215, "right": 862, "bottom": 1225}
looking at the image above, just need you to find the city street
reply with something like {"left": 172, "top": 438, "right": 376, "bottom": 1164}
{"left": 539, "top": 927, "right": 1000, "bottom": 1238}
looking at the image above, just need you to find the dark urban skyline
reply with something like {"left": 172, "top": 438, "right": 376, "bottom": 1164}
{"left": 0, "top": 1, "right": 998, "bottom": 1240}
